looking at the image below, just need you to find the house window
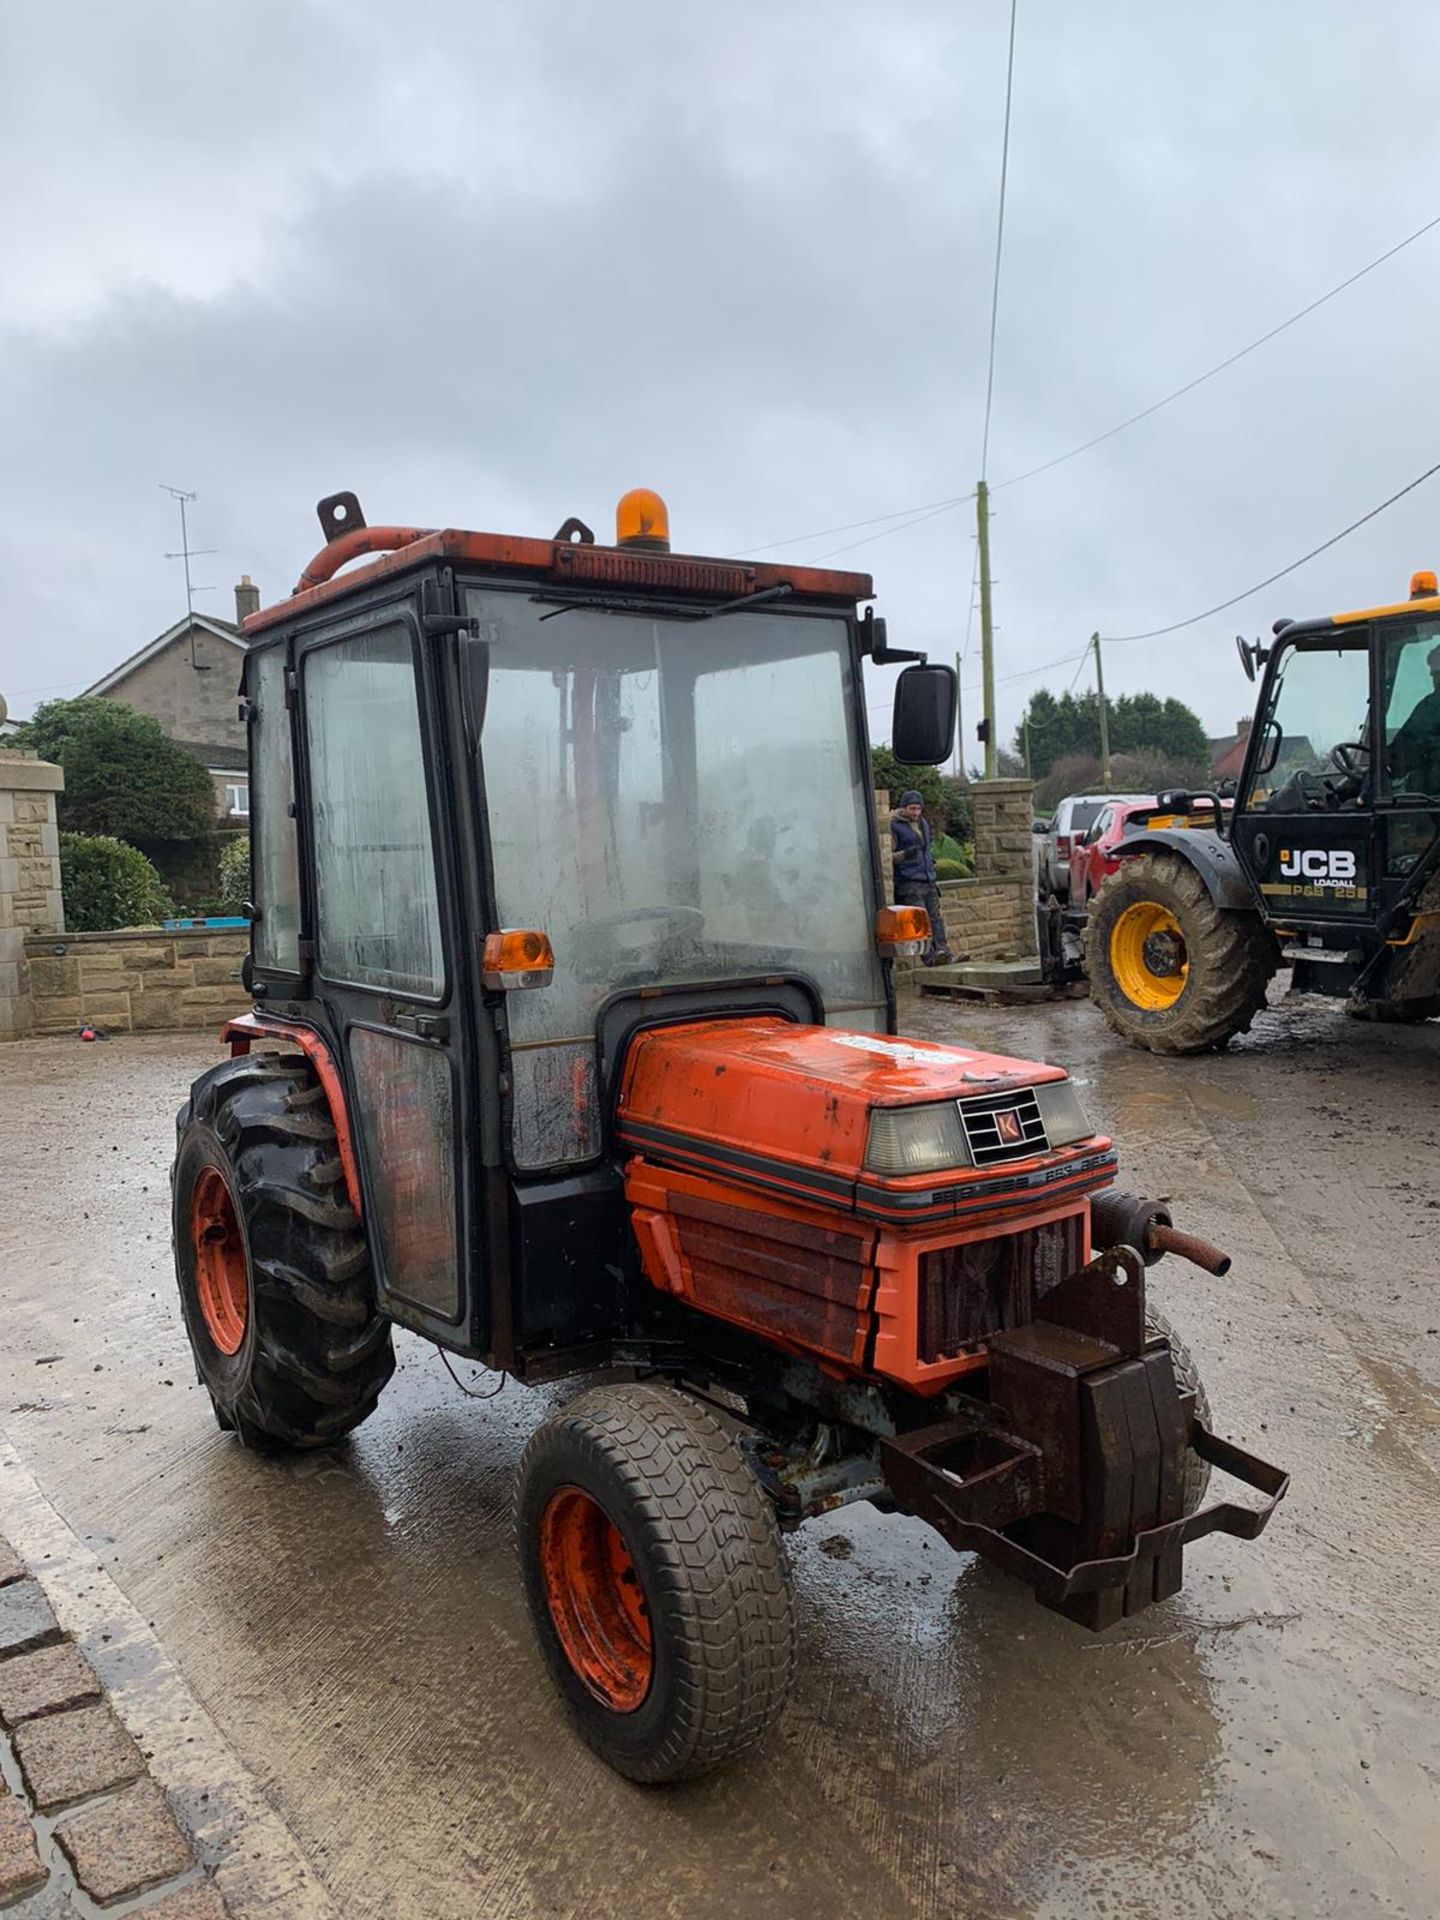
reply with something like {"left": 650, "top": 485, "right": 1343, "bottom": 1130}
{"left": 225, "top": 782, "right": 250, "bottom": 817}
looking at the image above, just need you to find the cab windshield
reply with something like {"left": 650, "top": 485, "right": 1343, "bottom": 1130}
{"left": 465, "top": 587, "right": 886, "bottom": 1166}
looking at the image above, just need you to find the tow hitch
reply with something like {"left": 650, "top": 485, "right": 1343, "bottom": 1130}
{"left": 879, "top": 1248, "right": 1289, "bottom": 1629}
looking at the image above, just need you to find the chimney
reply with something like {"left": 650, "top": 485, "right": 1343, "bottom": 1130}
{"left": 234, "top": 575, "right": 260, "bottom": 625}
{"left": 1236, "top": 716, "right": 1251, "bottom": 737}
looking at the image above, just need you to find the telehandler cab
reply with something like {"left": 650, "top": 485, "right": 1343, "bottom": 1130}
{"left": 173, "top": 489, "right": 1285, "bottom": 1780}
{"left": 1087, "top": 569, "right": 1440, "bottom": 1051}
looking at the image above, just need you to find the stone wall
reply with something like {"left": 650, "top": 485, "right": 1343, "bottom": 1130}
{"left": 879, "top": 776, "right": 1039, "bottom": 968}
{"left": 23, "top": 929, "right": 248, "bottom": 1035}
{"left": 0, "top": 751, "right": 64, "bottom": 1040}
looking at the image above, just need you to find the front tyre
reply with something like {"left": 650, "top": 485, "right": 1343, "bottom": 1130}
{"left": 1086, "top": 851, "right": 1278, "bottom": 1054}
{"left": 172, "top": 1052, "right": 394, "bottom": 1449}
{"left": 1147, "top": 1307, "right": 1212, "bottom": 1514}
{"left": 516, "top": 1383, "right": 797, "bottom": 1783}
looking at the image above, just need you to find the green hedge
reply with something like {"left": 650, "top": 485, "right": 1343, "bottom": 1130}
{"left": 60, "top": 833, "right": 173, "bottom": 932}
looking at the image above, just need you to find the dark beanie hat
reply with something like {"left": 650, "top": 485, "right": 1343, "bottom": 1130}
{"left": 899, "top": 789, "right": 924, "bottom": 806}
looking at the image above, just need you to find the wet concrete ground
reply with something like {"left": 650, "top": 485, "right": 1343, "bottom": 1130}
{"left": 0, "top": 993, "right": 1436, "bottom": 1920}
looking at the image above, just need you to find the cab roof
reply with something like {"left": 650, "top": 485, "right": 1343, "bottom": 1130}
{"left": 244, "top": 509, "right": 875, "bottom": 637}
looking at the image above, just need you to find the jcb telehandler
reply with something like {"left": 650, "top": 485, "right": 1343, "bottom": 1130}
{"left": 172, "top": 488, "right": 1285, "bottom": 1780}
{"left": 1087, "top": 569, "right": 1440, "bottom": 1051}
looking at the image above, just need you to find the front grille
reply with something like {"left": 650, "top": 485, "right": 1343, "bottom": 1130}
{"left": 917, "top": 1211, "right": 1085, "bottom": 1362}
{"left": 958, "top": 1087, "right": 1048, "bottom": 1165}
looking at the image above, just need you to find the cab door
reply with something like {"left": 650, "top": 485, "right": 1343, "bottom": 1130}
{"left": 294, "top": 599, "right": 482, "bottom": 1347}
{"left": 1231, "top": 635, "right": 1375, "bottom": 928}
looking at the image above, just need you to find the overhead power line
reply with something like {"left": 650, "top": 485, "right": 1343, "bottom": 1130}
{"left": 811, "top": 497, "right": 968, "bottom": 562}
{"left": 1104, "top": 452, "right": 1440, "bottom": 643}
{"left": 962, "top": 646, "right": 1088, "bottom": 700}
{"left": 980, "top": 0, "right": 1020, "bottom": 482}
{"left": 996, "top": 208, "right": 1440, "bottom": 493}
{"left": 739, "top": 206, "right": 1440, "bottom": 562}
{"left": 737, "top": 491, "right": 974, "bottom": 558}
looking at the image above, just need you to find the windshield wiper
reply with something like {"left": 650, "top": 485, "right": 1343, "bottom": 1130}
{"left": 534, "top": 583, "right": 793, "bottom": 623}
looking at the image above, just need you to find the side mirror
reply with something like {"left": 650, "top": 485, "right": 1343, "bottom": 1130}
{"left": 1032, "top": 819, "right": 1050, "bottom": 835}
{"left": 1235, "top": 634, "right": 1269, "bottom": 682}
{"left": 891, "top": 663, "right": 957, "bottom": 766}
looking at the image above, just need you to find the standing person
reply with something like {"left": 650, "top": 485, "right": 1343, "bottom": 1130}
{"left": 890, "top": 790, "right": 954, "bottom": 966}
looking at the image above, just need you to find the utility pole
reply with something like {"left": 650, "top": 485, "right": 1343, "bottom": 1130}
{"left": 1092, "top": 631, "right": 1111, "bottom": 790}
{"left": 160, "top": 484, "right": 217, "bottom": 670}
{"left": 1022, "top": 714, "right": 1032, "bottom": 777}
{"left": 953, "top": 650, "right": 962, "bottom": 775}
{"left": 976, "top": 480, "right": 996, "bottom": 779}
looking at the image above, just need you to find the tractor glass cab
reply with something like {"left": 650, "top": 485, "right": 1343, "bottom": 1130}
{"left": 1380, "top": 619, "right": 1440, "bottom": 804}
{"left": 464, "top": 587, "right": 885, "bottom": 1168}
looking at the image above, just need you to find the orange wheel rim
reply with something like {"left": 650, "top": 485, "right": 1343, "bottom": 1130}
{"left": 191, "top": 1165, "right": 248, "bottom": 1355}
{"left": 539, "top": 1486, "right": 653, "bottom": 1712}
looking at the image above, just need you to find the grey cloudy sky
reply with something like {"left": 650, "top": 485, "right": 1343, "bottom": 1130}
{"left": 3, "top": 1, "right": 1438, "bottom": 753}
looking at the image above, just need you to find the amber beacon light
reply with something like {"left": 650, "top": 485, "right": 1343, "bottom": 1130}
{"left": 615, "top": 488, "right": 671, "bottom": 552}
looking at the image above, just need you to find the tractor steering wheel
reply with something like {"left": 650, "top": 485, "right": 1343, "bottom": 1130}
{"left": 569, "top": 905, "right": 708, "bottom": 985}
{"left": 582, "top": 905, "right": 706, "bottom": 939}
{"left": 1329, "top": 741, "right": 1369, "bottom": 777}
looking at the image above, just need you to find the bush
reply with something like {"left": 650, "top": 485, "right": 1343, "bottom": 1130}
{"left": 12, "top": 697, "right": 216, "bottom": 843}
{"left": 59, "top": 833, "right": 173, "bottom": 932}
{"left": 934, "top": 858, "right": 969, "bottom": 881}
{"left": 215, "top": 837, "right": 250, "bottom": 915}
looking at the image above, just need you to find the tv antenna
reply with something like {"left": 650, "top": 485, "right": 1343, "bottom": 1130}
{"left": 160, "top": 484, "right": 217, "bottom": 670}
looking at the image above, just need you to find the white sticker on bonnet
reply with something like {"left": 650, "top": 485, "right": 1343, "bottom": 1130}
{"left": 826, "top": 1033, "right": 975, "bottom": 1067}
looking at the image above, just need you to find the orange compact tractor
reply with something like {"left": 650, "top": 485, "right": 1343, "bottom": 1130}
{"left": 172, "top": 489, "right": 1286, "bottom": 1780}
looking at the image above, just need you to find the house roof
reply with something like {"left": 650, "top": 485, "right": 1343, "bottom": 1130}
{"left": 1211, "top": 734, "right": 1251, "bottom": 780}
{"left": 84, "top": 613, "right": 244, "bottom": 697}
{"left": 1211, "top": 730, "right": 1315, "bottom": 781}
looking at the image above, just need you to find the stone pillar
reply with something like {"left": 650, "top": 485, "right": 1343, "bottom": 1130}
{"left": 0, "top": 750, "right": 65, "bottom": 1040}
{"left": 969, "top": 777, "right": 1037, "bottom": 883}
{"left": 875, "top": 788, "right": 894, "bottom": 897}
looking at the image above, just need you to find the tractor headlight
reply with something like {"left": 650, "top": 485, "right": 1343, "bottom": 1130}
{"left": 864, "top": 1103, "right": 972, "bottom": 1175}
{"left": 1033, "top": 1077, "right": 1094, "bottom": 1147}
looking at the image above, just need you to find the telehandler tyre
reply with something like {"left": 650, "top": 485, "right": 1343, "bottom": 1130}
{"left": 516, "top": 1382, "right": 797, "bottom": 1783}
{"left": 1086, "top": 850, "right": 1278, "bottom": 1054}
{"left": 1147, "top": 1308, "right": 1212, "bottom": 1514}
{"left": 172, "top": 1052, "right": 394, "bottom": 1449}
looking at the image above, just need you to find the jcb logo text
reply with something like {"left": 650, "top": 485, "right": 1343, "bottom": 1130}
{"left": 1278, "top": 848, "right": 1357, "bottom": 881}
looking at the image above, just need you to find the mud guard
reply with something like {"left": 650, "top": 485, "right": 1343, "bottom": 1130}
{"left": 221, "top": 1012, "right": 362, "bottom": 1217}
{"left": 1111, "top": 828, "right": 1256, "bottom": 912}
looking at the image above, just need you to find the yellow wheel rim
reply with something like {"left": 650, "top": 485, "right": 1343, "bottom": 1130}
{"left": 1109, "top": 901, "right": 1189, "bottom": 1011}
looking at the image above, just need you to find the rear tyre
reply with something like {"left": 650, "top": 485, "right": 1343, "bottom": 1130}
{"left": 172, "top": 1052, "right": 393, "bottom": 1449}
{"left": 1086, "top": 851, "right": 1278, "bottom": 1054}
{"left": 1147, "top": 1308, "right": 1211, "bottom": 1514}
{"left": 516, "top": 1382, "right": 796, "bottom": 1783}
